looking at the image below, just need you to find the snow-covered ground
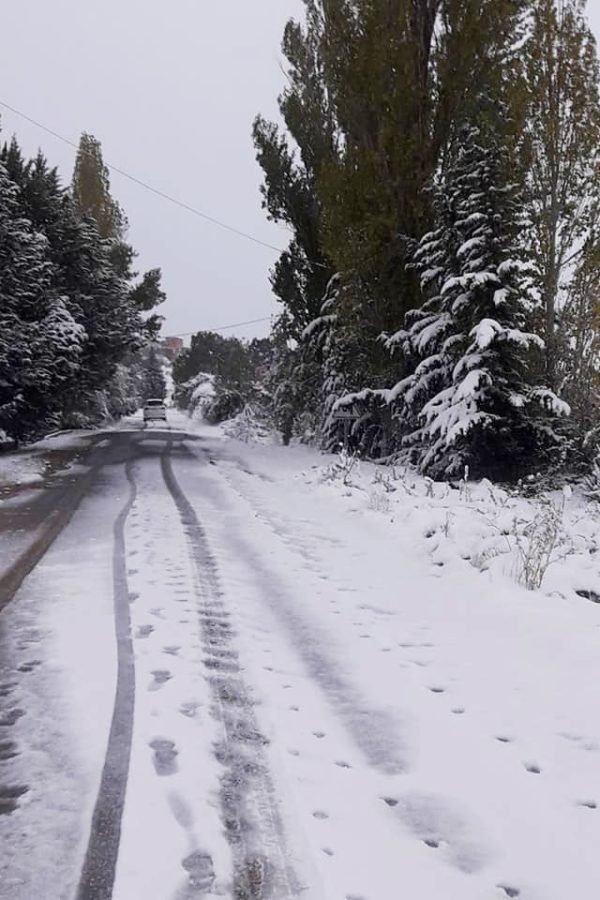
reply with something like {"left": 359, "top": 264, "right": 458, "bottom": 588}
{"left": 178, "top": 418, "right": 600, "bottom": 900}
{"left": 1, "top": 412, "right": 600, "bottom": 899}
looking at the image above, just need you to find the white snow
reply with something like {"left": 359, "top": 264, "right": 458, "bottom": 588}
{"left": 177, "top": 416, "right": 600, "bottom": 899}
{"left": 2, "top": 413, "right": 600, "bottom": 899}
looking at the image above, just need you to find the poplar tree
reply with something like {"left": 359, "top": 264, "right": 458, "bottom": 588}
{"left": 523, "top": 0, "right": 600, "bottom": 388}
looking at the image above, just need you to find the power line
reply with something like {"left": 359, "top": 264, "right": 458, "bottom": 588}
{"left": 171, "top": 316, "right": 272, "bottom": 338}
{"left": 0, "top": 98, "right": 285, "bottom": 255}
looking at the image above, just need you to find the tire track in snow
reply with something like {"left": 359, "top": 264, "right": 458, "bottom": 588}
{"left": 161, "top": 444, "right": 300, "bottom": 899}
{"left": 203, "top": 464, "right": 409, "bottom": 776}
{"left": 76, "top": 460, "right": 137, "bottom": 900}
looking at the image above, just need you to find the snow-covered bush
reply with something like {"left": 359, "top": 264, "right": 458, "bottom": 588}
{"left": 222, "top": 404, "right": 273, "bottom": 444}
{"left": 321, "top": 445, "right": 360, "bottom": 486}
{"left": 204, "top": 390, "right": 244, "bottom": 425}
{"left": 174, "top": 372, "right": 215, "bottom": 417}
{"left": 511, "top": 496, "right": 567, "bottom": 590}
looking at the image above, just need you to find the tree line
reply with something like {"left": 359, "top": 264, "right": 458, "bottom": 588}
{"left": 174, "top": 331, "right": 272, "bottom": 421}
{"left": 250, "top": 0, "right": 600, "bottom": 480}
{"left": 0, "top": 128, "right": 165, "bottom": 443}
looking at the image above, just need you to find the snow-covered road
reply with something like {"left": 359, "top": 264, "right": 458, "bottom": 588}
{"left": 1, "top": 415, "right": 600, "bottom": 900}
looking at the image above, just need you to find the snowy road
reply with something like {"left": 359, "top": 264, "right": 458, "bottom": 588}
{"left": 1, "top": 416, "right": 600, "bottom": 899}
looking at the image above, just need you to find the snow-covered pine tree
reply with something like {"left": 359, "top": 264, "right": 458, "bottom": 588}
{"left": 302, "top": 275, "right": 349, "bottom": 450}
{"left": 1, "top": 140, "right": 144, "bottom": 428}
{"left": 389, "top": 124, "right": 568, "bottom": 480}
{"left": 142, "top": 346, "right": 167, "bottom": 401}
{"left": 0, "top": 162, "right": 85, "bottom": 441}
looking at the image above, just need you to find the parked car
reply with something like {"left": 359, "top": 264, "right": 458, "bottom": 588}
{"left": 143, "top": 399, "right": 167, "bottom": 423}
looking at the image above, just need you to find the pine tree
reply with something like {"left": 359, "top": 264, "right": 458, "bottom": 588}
{"left": 142, "top": 346, "right": 167, "bottom": 401}
{"left": 391, "top": 125, "right": 568, "bottom": 479}
{"left": 0, "top": 162, "right": 84, "bottom": 440}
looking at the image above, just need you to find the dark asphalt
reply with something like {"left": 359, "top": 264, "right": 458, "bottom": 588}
{"left": 0, "top": 427, "right": 202, "bottom": 900}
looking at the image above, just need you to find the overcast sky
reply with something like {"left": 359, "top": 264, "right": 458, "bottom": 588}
{"left": 0, "top": 0, "right": 303, "bottom": 341}
{"left": 1, "top": 1, "right": 599, "bottom": 342}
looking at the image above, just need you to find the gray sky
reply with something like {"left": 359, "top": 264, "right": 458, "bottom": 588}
{"left": 0, "top": 0, "right": 303, "bottom": 341}
{"left": 1, "top": 1, "right": 599, "bottom": 342}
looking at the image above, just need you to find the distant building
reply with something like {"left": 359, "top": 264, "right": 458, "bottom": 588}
{"left": 160, "top": 336, "right": 184, "bottom": 361}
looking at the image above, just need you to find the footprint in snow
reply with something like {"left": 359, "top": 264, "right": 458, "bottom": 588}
{"left": 497, "top": 886, "right": 520, "bottom": 898}
{"left": 451, "top": 707, "right": 465, "bottom": 715}
{"left": 313, "top": 810, "right": 329, "bottom": 820}
{"left": 136, "top": 624, "right": 154, "bottom": 639}
{"left": 322, "top": 847, "right": 334, "bottom": 857}
{"left": 335, "top": 761, "right": 352, "bottom": 769}
{"left": 524, "top": 762, "right": 542, "bottom": 774}
{"left": 150, "top": 738, "right": 179, "bottom": 776}
{"left": 495, "top": 736, "right": 513, "bottom": 744}
{"left": 163, "top": 646, "right": 181, "bottom": 656}
{"left": 181, "top": 850, "right": 215, "bottom": 892}
{"left": 383, "top": 792, "right": 490, "bottom": 874}
{"left": 577, "top": 800, "right": 597, "bottom": 809}
{"left": 313, "top": 731, "right": 326, "bottom": 739}
{"left": 149, "top": 670, "right": 172, "bottom": 690}
{"left": 429, "top": 686, "right": 446, "bottom": 694}
{"left": 179, "top": 701, "right": 200, "bottom": 718}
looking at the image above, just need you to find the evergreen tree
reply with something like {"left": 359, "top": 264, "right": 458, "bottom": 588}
{"left": 0, "top": 162, "right": 84, "bottom": 440}
{"left": 142, "top": 346, "right": 167, "bottom": 401}
{"left": 71, "top": 132, "right": 165, "bottom": 339}
{"left": 391, "top": 124, "right": 567, "bottom": 479}
{"left": 1, "top": 135, "right": 146, "bottom": 429}
{"left": 72, "top": 133, "right": 125, "bottom": 240}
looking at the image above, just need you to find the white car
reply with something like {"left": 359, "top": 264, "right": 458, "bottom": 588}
{"left": 143, "top": 399, "right": 167, "bottom": 423}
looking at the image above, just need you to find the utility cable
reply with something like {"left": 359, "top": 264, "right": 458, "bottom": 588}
{"left": 171, "top": 316, "right": 272, "bottom": 338}
{"left": 0, "top": 98, "right": 285, "bottom": 255}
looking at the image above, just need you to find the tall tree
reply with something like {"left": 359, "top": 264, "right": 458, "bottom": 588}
{"left": 72, "top": 133, "right": 124, "bottom": 240}
{"left": 142, "top": 346, "right": 167, "bottom": 401}
{"left": 523, "top": 0, "right": 600, "bottom": 389}
{"left": 71, "top": 132, "right": 165, "bottom": 339}
{"left": 389, "top": 124, "right": 567, "bottom": 479}
{"left": 256, "top": 0, "right": 530, "bottom": 450}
